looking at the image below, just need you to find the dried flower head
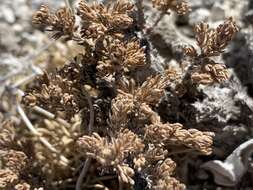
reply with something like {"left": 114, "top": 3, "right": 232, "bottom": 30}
{"left": 111, "top": 69, "right": 179, "bottom": 125}
{"left": 97, "top": 39, "right": 146, "bottom": 76}
{"left": 78, "top": 0, "right": 134, "bottom": 40}
{"left": 111, "top": 90, "right": 135, "bottom": 128}
{"left": 0, "top": 121, "right": 15, "bottom": 148}
{"left": 192, "top": 17, "right": 239, "bottom": 57}
{"left": 77, "top": 129, "right": 144, "bottom": 166}
{"left": 145, "top": 122, "right": 214, "bottom": 155}
{"left": 1, "top": 150, "right": 28, "bottom": 174}
{"left": 191, "top": 62, "right": 229, "bottom": 85}
{"left": 183, "top": 18, "right": 238, "bottom": 85}
{"left": 152, "top": 0, "right": 190, "bottom": 15}
{"left": 136, "top": 70, "right": 179, "bottom": 105}
{"left": 77, "top": 129, "right": 144, "bottom": 185}
{"left": 32, "top": 5, "right": 75, "bottom": 39}
{"left": 152, "top": 158, "right": 185, "bottom": 190}
{"left": 117, "top": 164, "right": 135, "bottom": 185}
{"left": 0, "top": 169, "right": 18, "bottom": 189}
{"left": 23, "top": 72, "right": 80, "bottom": 120}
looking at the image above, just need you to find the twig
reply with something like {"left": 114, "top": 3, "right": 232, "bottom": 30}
{"left": 135, "top": 0, "right": 145, "bottom": 30}
{"left": 91, "top": 175, "right": 117, "bottom": 183}
{"left": 146, "top": 11, "right": 167, "bottom": 34}
{"left": 65, "top": 0, "right": 73, "bottom": 13}
{"left": 33, "top": 106, "right": 71, "bottom": 128}
{"left": 17, "top": 104, "right": 69, "bottom": 165}
{"left": 76, "top": 158, "right": 92, "bottom": 190}
{"left": 11, "top": 73, "right": 38, "bottom": 88}
{"left": 82, "top": 89, "right": 95, "bottom": 135}
{"left": 12, "top": 87, "right": 71, "bottom": 128}
{"left": 76, "top": 90, "right": 94, "bottom": 190}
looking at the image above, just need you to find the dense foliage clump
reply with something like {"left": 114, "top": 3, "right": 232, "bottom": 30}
{"left": 0, "top": 0, "right": 239, "bottom": 189}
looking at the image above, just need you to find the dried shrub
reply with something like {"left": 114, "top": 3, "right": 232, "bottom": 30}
{"left": 0, "top": 121, "right": 42, "bottom": 189}
{"left": 153, "top": 158, "right": 185, "bottom": 190}
{"left": 78, "top": 0, "right": 134, "bottom": 40}
{"left": 77, "top": 129, "right": 144, "bottom": 185}
{"left": 183, "top": 17, "right": 239, "bottom": 85}
{"left": 33, "top": 5, "right": 75, "bottom": 39}
{"left": 97, "top": 38, "right": 146, "bottom": 77}
{"left": 17, "top": 0, "right": 238, "bottom": 189}
{"left": 23, "top": 72, "right": 81, "bottom": 120}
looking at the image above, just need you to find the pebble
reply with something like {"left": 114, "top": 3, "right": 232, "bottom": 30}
{"left": 189, "top": 8, "right": 211, "bottom": 26}
{"left": 0, "top": 6, "right": 15, "bottom": 24}
{"left": 210, "top": 2, "right": 226, "bottom": 21}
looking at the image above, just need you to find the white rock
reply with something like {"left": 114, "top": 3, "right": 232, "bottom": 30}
{"left": 1, "top": 6, "right": 15, "bottom": 23}
{"left": 189, "top": 8, "right": 210, "bottom": 26}
{"left": 211, "top": 2, "right": 226, "bottom": 21}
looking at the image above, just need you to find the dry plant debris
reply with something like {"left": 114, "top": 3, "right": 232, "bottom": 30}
{"left": 152, "top": 0, "right": 190, "bottom": 15}
{"left": 0, "top": 0, "right": 239, "bottom": 189}
{"left": 183, "top": 17, "right": 239, "bottom": 85}
{"left": 0, "top": 121, "right": 43, "bottom": 189}
{"left": 32, "top": 5, "right": 75, "bottom": 39}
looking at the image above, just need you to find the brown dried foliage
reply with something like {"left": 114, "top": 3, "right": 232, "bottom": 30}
{"left": 0, "top": 121, "right": 15, "bottom": 148}
{"left": 78, "top": 0, "right": 134, "bottom": 40}
{"left": 0, "top": 122, "right": 38, "bottom": 189}
{"left": 32, "top": 5, "right": 75, "bottom": 39}
{"left": 23, "top": 72, "right": 80, "bottom": 120}
{"left": 21, "top": 1, "right": 238, "bottom": 189}
{"left": 77, "top": 129, "right": 144, "bottom": 185}
{"left": 145, "top": 123, "right": 214, "bottom": 155}
{"left": 194, "top": 17, "right": 238, "bottom": 57}
{"left": 97, "top": 38, "right": 146, "bottom": 76}
{"left": 107, "top": 70, "right": 214, "bottom": 185}
{"left": 77, "top": 129, "right": 144, "bottom": 167}
{"left": 183, "top": 17, "right": 239, "bottom": 85}
{"left": 153, "top": 159, "right": 185, "bottom": 190}
{"left": 152, "top": 0, "right": 190, "bottom": 15}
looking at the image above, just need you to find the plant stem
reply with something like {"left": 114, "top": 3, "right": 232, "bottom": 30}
{"left": 135, "top": 0, "right": 145, "bottom": 29}
{"left": 17, "top": 104, "right": 69, "bottom": 165}
{"left": 76, "top": 89, "right": 94, "bottom": 190}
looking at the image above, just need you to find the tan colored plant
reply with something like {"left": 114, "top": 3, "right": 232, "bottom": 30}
{"left": 183, "top": 17, "right": 239, "bottom": 85}
{"left": 32, "top": 5, "right": 75, "bottom": 39}
{"left": 17, "top": 0, "right": 239, "bottom": 189}
{"left": 152, "top": 0, "right": 190, "bottom": 15}
{"left": 77, "top": 129, "right": 144, "bottom": 185}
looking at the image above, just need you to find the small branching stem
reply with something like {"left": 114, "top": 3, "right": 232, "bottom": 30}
{"left": 135, "top": 0, "right": 145, "bottom": 29}
{"left": 13, "top": 87, "right": 71, "bottom": 128}
{"left": 147, "top": 11, "right": 167, "bottom": 34}
{"left": 76, "top": 89, "right": 94, "bottom": 190}
{"left": 17, "top": 104, "right": 69, "bottom": 165}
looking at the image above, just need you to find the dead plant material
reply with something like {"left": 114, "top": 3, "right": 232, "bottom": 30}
{"left": 33, "top": 5, "right": 75, "bottom": 39}
{"left": 183, "top": 17, "right": 239, "bottom": 85}
{"left": 152, "top": 0, "right": 190, "bottom": 15}
{"left": 15, "top": 1, "right": 239, "bottom": 189}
